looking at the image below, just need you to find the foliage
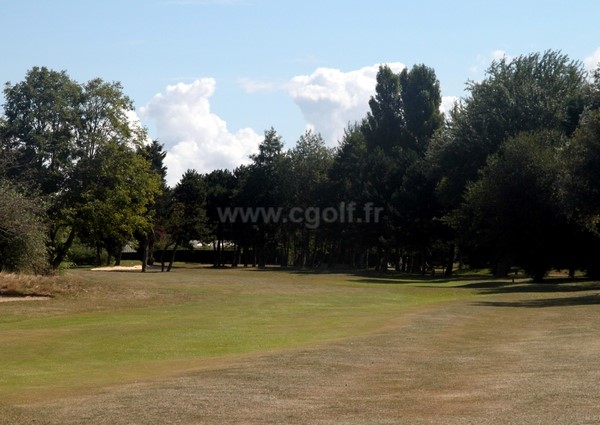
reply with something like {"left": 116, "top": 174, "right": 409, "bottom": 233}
{"left": 363, "top": 65, "right": 405, "bottom": 154}
{"left": 430, "top": 51, "right": 587, "bottom": 205}
{"left": 400, "top": 64, "right": 444, "bottom": 154}
{"left": 71, "top": 141, "right": 161, "bottom": 261}
{"left": 2, "top": 52, "right": 600, "bottom": 280}
{"left": 0, "top": 179, "right": 48, "bottom": 273}
{"left": 450, "top": 131, "right": 573, "bottom": 281}
{"left": 1, "top": 67, "right": 160, "bottom": 269}
{"left": 170, "top": 169, "right": 208, "bottom": 246}
{"left": 2, "top": 67, "right": 81, "bottom": 194}
{"left": 561, "top": 109, "right": 600, "bottom": 232}
{"left": 238, "top": 128, "right": 287, "bottom": 267}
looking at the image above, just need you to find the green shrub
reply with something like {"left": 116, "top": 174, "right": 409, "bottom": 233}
{"left": 0, "top": 180, "right": 49, "bottom": 274}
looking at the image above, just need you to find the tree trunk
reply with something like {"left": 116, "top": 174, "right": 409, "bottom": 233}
{"left": 95, "top": 244, "right": 103, "bottom": 267}
{"left": 160, "top": 248, "right": 167, "bottom": 272}
{"left": 232, "top": 243, "right": 240, "bottom": 268}
{"left": 257, "top": 245, "right": 266, "bottom": 268}
{"left": 444, "top": 243, "right": 455, "bottom": 277}
{"left": 532, "top": 268, "right": 545, "bottom": 283}
{"left": 167, "top": 243, "right": 178, "bottom": 272}
{"left": 147, "top": 229, "right": 155, "bottom": 265}
{"left": 495, "top": 258, "right": 510, "bottom": 278}
{"left": 51, "top": 227, "right": 76, "bottom": 269}
{"left": 141, "top": 238, "right": 149, "bottom": 272}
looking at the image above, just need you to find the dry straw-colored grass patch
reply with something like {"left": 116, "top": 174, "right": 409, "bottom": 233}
{"left": 0, "top": 272, "right": 78, "bottom": 298}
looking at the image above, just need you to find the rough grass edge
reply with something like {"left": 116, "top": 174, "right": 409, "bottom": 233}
{"left": 0, "top": 272, "right": 79, "bottom": 297}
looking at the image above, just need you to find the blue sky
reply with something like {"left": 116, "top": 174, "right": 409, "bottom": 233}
{"left": 2, "top": 0, "right": 599, "bottom": 184}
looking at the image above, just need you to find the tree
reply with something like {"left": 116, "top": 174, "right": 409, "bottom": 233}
{"left": 2, "top": 67, "right": 160, "bottom": 269}
{"left": 326, "top": 123, "right": 369, "bottom": 267}
{"left": 363, "top": 65, "right": 404, "bottom": 154}
{"left": 71, "top": 141, "right": 161, "bottom": 266}
{"left": 241, "top": 128, "right": 287, "bottom": 267}
{"left": 450, "top": 131, "right": 575, "bottom": 281}
{"left": 562, "top": 109, "right": 600, "bottom": 230}
{"left": 286, "top": 130, "right": 333, "bottom": 267}
{"left": 400, "top": 64, "right": 444, "bottom": 154}
{"left": 359, "top": 64, "right": 445, "bottom": 271}
{"left": 0, "top": 179, "right": 48, "bottom": 273}
{"left": 205, "top": 169, "right": 236, "bottom": 267}
{"left": 138, "top": 140, "right": 168, "bottom": 270}
{"left": 76, "top": 78, "right": 142, "bottom": 160}
{"left": 2, "top": 66, "right": 81, "bottom": 194}
{"left": 161, "top": 170, "right": 208, "bottom": 271}
{"left": 430, "top": 51, "right": 587, "bottom": 206}
{"left": 391, "top": 154, "right": 451, "bottom": 274}
{"left": 142, "top": 140, "right": 168, "bottom": 183}
{"left": 560, "top": 109, "right": 600, "bottom": 276}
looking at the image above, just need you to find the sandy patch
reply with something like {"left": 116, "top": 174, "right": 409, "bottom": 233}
{"left": 0, "top": 296, "right": 50, "bottom": 302}
{"left": 90, "top": 265, "right": 143, "bottom": 272}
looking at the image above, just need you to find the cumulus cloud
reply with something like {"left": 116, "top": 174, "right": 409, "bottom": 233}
{"left": 469, "top": 50, "right": 512, "bottom": 75}
{"left": 440, "top": 96, "right": 459, "bottom": 116}
{"left": 491, "top": 49, "right": 511, "bottom": 62}
{"left": 585, "top": 47, "right": 600, "bottom": 72}
{"left": 286, "top": 63, "right": 406, "bottom": 145}
{"left": 140, "top": 79, "right": 260, "bottom": 186}
{"left": 124, "top": 109, "right": 152, "bottom": 144}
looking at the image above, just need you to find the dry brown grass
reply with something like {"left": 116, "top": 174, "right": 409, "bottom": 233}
{"left": 0, "top": 272, "right": 80, "bottom": 297}
{"left": 2, "top": 271, "right": 600, "bottom": 424}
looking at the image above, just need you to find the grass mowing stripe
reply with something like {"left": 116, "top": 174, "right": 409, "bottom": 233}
{"left": 0, "top": 268, "right": 476, "bottom": 402}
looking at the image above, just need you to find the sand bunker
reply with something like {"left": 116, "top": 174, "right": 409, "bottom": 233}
{"left": 0, "top": 295, "right": 50, "bottom": 302}
{"left": 90, "top": 265, "right": 143, "bottom": 271}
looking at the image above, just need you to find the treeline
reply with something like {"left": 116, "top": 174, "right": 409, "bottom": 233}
{"left": 0, "top": 67, "right": 161, "bottom": 272}
{"left": 2, "top": 51, "right": 600, "bottom": 281}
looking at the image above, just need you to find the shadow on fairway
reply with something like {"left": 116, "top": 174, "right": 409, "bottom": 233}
{"left": 246, "top": 266, "right": 524, "bottom": 286}
{"left": 475, "top": 293, "right": 600, "bottom": 308}
{"left": 461, "top": 279, "right": 600, "bottom": 294}
{"left": 465, "top": 277, "right": 600, "bottom": 308}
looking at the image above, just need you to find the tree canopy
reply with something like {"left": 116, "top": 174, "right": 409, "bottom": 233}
{"left": 2, "top": 53, "right": 600, "bottom": 281}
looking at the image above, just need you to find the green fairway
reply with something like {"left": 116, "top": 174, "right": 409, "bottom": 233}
{"left": 0, "top": 266, "right": 476, "bottom": 402}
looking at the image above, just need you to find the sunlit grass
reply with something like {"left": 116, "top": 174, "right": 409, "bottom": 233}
{"left": 0, "top": 266, "right": 480, "bottom": 402}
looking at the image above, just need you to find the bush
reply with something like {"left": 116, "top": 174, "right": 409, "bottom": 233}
{"left": 0, "top": 180, "right": 49, "bottom": 274}
{"left": 66, "top": 240, "right": 101, "bottom": 266}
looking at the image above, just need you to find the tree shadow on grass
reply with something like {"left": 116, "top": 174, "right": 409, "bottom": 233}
{"left": 245, "top": 266, "right": 507, "bottom": 285}
{"left": 0, "top": 289, "right": 53, "bottom": 298}
{"left": 458, "top": 279, "right": 600, "bottom": 294}
{"left": 242, "top": 267, "right": 600, "bottom": 295}
{"left": 464, "top": 278, "right": 600, "bottom": 308}
{"left": 289, "top": 268, "right": 496, "bottom": 285}
{"left": 475, "top": 293, "right": 600, "bottom": 308}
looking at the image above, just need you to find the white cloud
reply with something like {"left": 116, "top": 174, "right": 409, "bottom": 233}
{"left": 286, "top": 63, "right": 406, "bottom": 145}
{"left": 124, "top": 109, "right": 152, "bottom": 143}
{"left": 585, "top": 47, "right": 600, "bottom": 71}
{"left": 237, "top": 77, "right": 279, "bottom": 93}
{"left": 140, "top": 79, "right": 260, "bottom": 186}
{"left": 440, "top": 96, "right": 459, "bottom": 116}
{"left": 491, "top": 49, "right": 511, "bottom": 62}
{"left": 469, "top": 50, "right": 512, "bottom": 75}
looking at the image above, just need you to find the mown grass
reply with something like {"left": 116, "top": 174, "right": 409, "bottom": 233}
{"left": 0, "top": 265, "right": 481, "bottom": 403}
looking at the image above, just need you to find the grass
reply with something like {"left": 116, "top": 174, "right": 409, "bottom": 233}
{"left": 4, "top": 266, "right": 600, "bottom": 424}
{"left": 0, "top": 272, "right": 78, "bottom": 297}
{"left": 0, "top": 265, "right": 476, "bottom": 403}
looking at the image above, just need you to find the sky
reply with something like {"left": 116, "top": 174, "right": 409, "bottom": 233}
{"left": 1, "top": 0, "right": 600, "bottom": 185}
